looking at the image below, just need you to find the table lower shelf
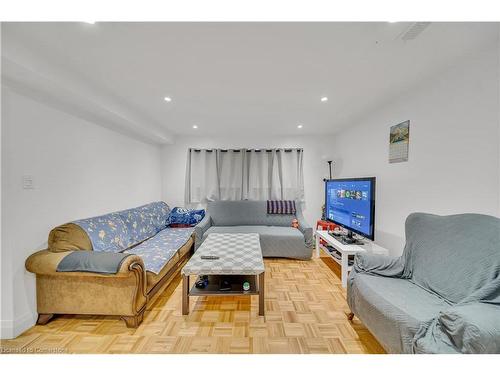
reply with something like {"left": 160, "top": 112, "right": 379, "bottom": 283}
{"left": 188, "top": 274, "right": 260, "bottom": 296}
{"left": 183, "top": 273, "right": 265, "bottom": 316}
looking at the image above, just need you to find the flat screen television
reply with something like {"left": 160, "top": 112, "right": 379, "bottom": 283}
{"left": 325, "top": 177, "right": 376, "bottom": 243}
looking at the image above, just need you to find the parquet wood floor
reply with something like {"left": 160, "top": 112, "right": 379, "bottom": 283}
{"left": 0, "top": 254, "right": 384, "bottom": 354}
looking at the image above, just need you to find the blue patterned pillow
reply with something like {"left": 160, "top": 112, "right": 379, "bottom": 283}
{"left": 167, "top": 207, "right": 205, "bottom": 226}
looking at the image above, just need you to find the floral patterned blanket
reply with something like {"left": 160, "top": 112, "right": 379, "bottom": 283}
{"left": 72, "top": 202, "right": 171, "bottom": 253}
{"left": 71, "top": 202, "right": 194, "bottom": 274}
{"left": 124, "top": 227, "right": 194, "bottom": 274}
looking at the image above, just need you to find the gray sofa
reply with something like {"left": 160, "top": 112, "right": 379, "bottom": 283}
{"left": 347, "top": 212, "right": 500, "bottom": 354}
{"left": 194, "top": 200, "right": 313, "bottom": 259}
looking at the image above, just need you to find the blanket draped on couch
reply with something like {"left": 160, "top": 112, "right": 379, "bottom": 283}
{"left": 348, "top": 212, "right": 500, "bottom": 354}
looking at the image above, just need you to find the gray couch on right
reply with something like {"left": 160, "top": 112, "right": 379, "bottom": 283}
{"left": 347, "top": 212, "right": 500, "bottom": 354}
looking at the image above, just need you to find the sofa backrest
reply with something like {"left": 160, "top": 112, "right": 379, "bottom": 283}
{"left": 404, "top": 212, "right": 500, "bottom": 304}
{"left": 72, "top": 212, "right": 132, "bottom": 253}
{"left": 118, "top": 201, "right": 171, "bottom": 246}
{"left": 48, "top": 201, "right": 170, "bottom": 253}
{"left": 207, "top": 200, "right": 298, "bottom": 227}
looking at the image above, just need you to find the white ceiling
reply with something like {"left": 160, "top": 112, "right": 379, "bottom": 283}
{"left": 2, "top": 22, "right": 498, "bottom": 142}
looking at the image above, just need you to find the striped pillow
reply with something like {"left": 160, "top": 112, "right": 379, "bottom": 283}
{"left": 267, "top": 200, "right": 296, "bottom": 215}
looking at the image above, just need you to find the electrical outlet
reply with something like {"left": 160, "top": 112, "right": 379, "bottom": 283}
{"left": 22, "top": 175, "right": 34, "bottom": 190}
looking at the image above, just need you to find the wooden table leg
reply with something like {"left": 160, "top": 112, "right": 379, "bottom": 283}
{"left": 258, "top": 272, "right": 265, "bottom": 316}
{"left": 182, "top": 274, "right": 189, "bottom": 315}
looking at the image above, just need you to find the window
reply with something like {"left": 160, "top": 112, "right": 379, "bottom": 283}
{"left": 185, "top": 148, "right": 304, "bottom": 204}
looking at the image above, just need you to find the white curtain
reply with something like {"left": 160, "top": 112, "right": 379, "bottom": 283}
{"left": 186, "top": 148, "right": 304, "bottom": 204}
{"left": 186, "top": 149, "right": 219, "bottom": 203}
{"left": 280, "top": 149, "right": 304, "bottom": 202}
{"left": 219, "top": 149, "right": 245, "bottom": 200}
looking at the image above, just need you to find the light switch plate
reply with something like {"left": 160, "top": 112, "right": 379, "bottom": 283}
{"left": 22, "top": 175, "right": 34, "bottom": 190}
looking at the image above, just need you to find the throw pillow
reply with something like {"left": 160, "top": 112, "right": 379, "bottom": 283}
{"left": 167, "top": 207, "right": 205, "bottom": 227}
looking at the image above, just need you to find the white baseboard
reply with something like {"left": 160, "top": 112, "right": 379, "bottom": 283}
{"left": 0, "top": 312, "right": 36, "bottom": 339}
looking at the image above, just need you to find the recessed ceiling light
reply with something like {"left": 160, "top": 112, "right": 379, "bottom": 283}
{"left": 84, "top": 21, "right": 96, "bottom": 24}
{"left": 321, "top": 96, "right": 328, "bottom": 102}
{"left": 192, "top": 125, "right": 198, "bottom": 129}
{"left": 164, "top": 96, "right": 172, "bottom": 102}
{"left": 297, "top": 124, "right": 303, "bottom": 129}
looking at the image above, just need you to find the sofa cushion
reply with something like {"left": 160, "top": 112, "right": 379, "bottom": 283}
{"left": 125, "top": 227, "right": 194, "bottom": 274}
{"left": 403, "top": 213, "right": 500, "bottom": 304}
{"left": 145, "top": 237, "right": 193, "bottom": 292}
{"left": 202, "top": 225, "right": 310, "bottom": 259}
{"left": 149, "top": 201, "right": 172, "bottom": 231}
{"left": 415, "top": 302, "right": 500, "bottom": 354}
{"left": 348, "top": 272, "right": 451, "bottom": 353}
{"left": 72, "top": 213, "right": 132, "bottom": 253}
{"left": 207, "top": 201, "right": 296, "bottom": 227}
{"left": 119, "top": 202, "right": 171, "bottom": 246}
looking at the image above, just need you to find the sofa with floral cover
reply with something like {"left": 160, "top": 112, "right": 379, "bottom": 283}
{"left": 25, "top": 202, "right": 195, "bottom": 328}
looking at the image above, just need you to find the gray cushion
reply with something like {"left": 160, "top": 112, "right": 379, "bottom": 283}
{"left": 440, "top": 303, "right": 500, "bottom": 353}
{"left": 203, "top": 225, "right": 311, "bottom": 259}
{"left": 207, "top": 201, "right": 296, "bottom": 227}
{"left": 413, "top": 302, "right": 500, "bottom": 354}
{"left": 404, "top": 213, "right": 500, "bottom": 304}
{"left": 56, "top": 251, "right": 131, "bottom": 274}
{"left": 348, "top": 272, "right": 451, "bottom": 354}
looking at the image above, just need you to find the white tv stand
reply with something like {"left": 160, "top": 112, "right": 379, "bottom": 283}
{"left": 315, "top": 230, "right": 389, "bottom": 288}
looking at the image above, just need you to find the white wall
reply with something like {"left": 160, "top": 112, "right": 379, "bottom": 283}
{"left": 0, "top": 22, "right": 6, "bottom": 342}
{"left": 332, "top": 47, "right": 500, "bottom": 256}
{"left": 0, "top": 89, "right": 163, "bottom": 338}
{"left": 161, "top": 135, "right": 335, "bottom": 227}
{"left": 498, "top": 28, "right": 500, "bottom": 216}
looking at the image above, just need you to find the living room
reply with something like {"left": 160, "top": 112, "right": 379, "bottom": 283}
{"left": 1, "top": 0, "right": 500, "bottom": 371}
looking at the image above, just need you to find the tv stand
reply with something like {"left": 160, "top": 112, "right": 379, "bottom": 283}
{"left": 328, "top": 230, "right": 364, "bottom": 245}
{"left": 315, "top": 230, "right": 389, "bottom": 287}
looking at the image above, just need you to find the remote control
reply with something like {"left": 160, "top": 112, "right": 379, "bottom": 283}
{"left": 201, "top": 255, "right": 219, "bottom": 260}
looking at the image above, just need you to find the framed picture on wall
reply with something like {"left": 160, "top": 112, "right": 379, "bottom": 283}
{"left": 389, "top": 120, "right": 410, "bottom": 163}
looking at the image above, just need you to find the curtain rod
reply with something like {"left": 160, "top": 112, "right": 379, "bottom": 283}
{"left": 189, "top": 148, "right": 303, "bottom": 153}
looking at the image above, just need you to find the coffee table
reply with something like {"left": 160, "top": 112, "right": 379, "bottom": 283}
{"left": 181, "top": 233, "right": 265, "bottom": 316}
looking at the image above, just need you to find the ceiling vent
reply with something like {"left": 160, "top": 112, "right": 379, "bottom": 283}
{"left": 399, "top": 22, "right": 431, "bottom": 41}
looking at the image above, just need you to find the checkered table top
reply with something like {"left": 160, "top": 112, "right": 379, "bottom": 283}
{"left": 182, "top": 233, "right": 264, "bottom": 275}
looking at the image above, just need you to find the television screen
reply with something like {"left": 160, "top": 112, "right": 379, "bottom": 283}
{"left": 325, "top": 177, "right": 376, "bottom": 240}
